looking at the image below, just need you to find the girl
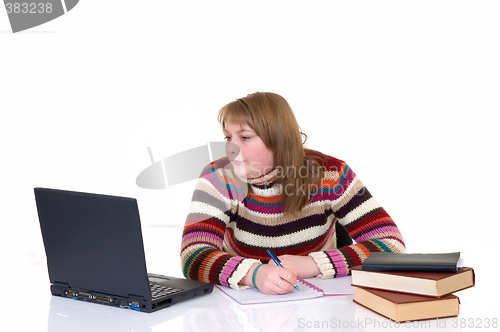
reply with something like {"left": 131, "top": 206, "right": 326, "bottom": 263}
{"left": 180, "top": 92, "right": 405, "bottom": 295}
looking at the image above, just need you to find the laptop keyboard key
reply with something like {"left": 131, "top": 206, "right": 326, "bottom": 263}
{"left": 150, "top": 283, "right": 183, "bottom": 300}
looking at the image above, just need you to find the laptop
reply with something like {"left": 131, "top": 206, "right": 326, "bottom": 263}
{"left": 34, "top": 187, "right": 214, "bottom": 313}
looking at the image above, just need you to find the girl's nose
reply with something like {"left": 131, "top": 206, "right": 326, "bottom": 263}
{"left": 225, "top": 142, "right": 240, "bottom": 160}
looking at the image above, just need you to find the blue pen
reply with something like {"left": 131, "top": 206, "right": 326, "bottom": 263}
{"left": 266, "top": 249, "right": 300, "bottom": 291}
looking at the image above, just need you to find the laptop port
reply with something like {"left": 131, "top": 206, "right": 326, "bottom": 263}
{"left": 77, "top": 292, "right": 92, "bottom": 300}
{"left": 93, "top": 294, "right": 113, "bottom": 303}
{"left": 115, "top": 299, "right": 128, "bottom": 308}
{"left": 152, "top": 298, "right": 172, "bottom": 309}
{"left": 65, "top": 290, "right": 77, "bottom": 299}
{"left": 129, "top": 302, "right": 142, "bottom": 311}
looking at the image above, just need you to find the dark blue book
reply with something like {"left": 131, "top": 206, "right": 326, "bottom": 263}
{"left": 361, "top": 252, "right": 461, "bottom": 273}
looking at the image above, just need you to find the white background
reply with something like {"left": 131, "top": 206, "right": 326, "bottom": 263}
{"left": 1, "top": 1, "right": 499, "bottom": 330}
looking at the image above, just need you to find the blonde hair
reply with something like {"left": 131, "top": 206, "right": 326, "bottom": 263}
{"left": 217, "top": 92, "right": 326, "bottom": 215}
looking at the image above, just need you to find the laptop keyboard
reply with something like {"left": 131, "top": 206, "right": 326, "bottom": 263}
{"left": 150, "top": 283, "right": 183, "bottom": 300}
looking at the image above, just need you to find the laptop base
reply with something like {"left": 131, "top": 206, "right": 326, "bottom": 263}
{"left": 50, "top": 280, "right": 214, "bottom": 313}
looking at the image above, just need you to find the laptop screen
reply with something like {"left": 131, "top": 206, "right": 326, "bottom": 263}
{"left": 35, "top": 188, "right": 152, "bottom": 301}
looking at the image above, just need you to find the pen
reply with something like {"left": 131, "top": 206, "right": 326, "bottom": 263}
{"left": 266, "top": 249, "right": 300, "bottom": 291}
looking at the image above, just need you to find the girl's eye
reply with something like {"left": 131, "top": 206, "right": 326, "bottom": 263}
{"left": 224, "top": 136, "right": 231, "bottom": 141}
{"left": 241, "top": 136, "right": 250, "bottom": 141}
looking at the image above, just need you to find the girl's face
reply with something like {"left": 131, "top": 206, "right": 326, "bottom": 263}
{"left": 223, "top": 121, "right": 275, "bottom": 179}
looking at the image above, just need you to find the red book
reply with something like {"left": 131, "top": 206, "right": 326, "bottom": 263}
{"left": 353, "top": 286, "right": 460, "bottom": 322}
{"left": 351, "top": 266, "right": 475, "bottom": 297}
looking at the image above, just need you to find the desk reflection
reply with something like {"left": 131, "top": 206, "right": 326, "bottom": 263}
{"left": 183, "top": 292, "right": 357, "bottom": 332}
{"left": 47, "top": 287, "right": 462, "bottom": 332}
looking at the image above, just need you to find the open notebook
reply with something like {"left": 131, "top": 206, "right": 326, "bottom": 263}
{"left": 216, "top": 276, "right": 354, "bottom": 305}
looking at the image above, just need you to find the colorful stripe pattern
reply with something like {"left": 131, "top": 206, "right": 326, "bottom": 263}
{"left": 180, "top": 155, "right": 405, "bottom": 289}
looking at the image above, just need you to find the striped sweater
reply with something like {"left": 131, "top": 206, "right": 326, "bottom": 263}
{"left": 180, "top": 154, "right": 405, "bottom": 290}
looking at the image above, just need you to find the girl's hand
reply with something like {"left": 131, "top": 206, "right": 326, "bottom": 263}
{"left": 267, "top": 255, "right": 321, "bottom": 279}
{"left": 240, "top": 263, "right": 298, "bottom": 295}
{"left": 254, "top": 264, "right": 298, "bottom": 295}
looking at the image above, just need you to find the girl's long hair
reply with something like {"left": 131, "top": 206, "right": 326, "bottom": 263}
{"left": 217, "top": 92, "right": 327, "bottom": 215}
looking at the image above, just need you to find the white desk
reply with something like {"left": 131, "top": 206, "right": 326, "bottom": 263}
{"left": 6, "top": 226, "right": 486, "bottom": 331}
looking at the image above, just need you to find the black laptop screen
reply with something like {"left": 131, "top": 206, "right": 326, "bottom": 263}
{"left": 35, "top": 188, "right": 152, "bottom": 301}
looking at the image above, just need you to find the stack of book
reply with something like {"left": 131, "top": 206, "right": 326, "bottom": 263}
{"left": 351, "top": 252, "right": 475, "bottom": 323}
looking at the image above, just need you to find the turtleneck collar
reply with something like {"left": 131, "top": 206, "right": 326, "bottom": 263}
{"left": 243, "top": 167, "right": 279, "bottom": 186}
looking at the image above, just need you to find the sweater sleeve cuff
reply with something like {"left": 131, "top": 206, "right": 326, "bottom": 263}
{"left": 227, "top": 258, "right": 261, "bottom": 290}
{"left": 309, "top": 251, "right": 335, "bottom": 279}
{"left": 309, "top": 250, "right": 348, "bottom": 279}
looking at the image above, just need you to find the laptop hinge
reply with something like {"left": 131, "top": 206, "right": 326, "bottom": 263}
{"left": 129, "top": 294, "right": 146, "bottom": 301}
